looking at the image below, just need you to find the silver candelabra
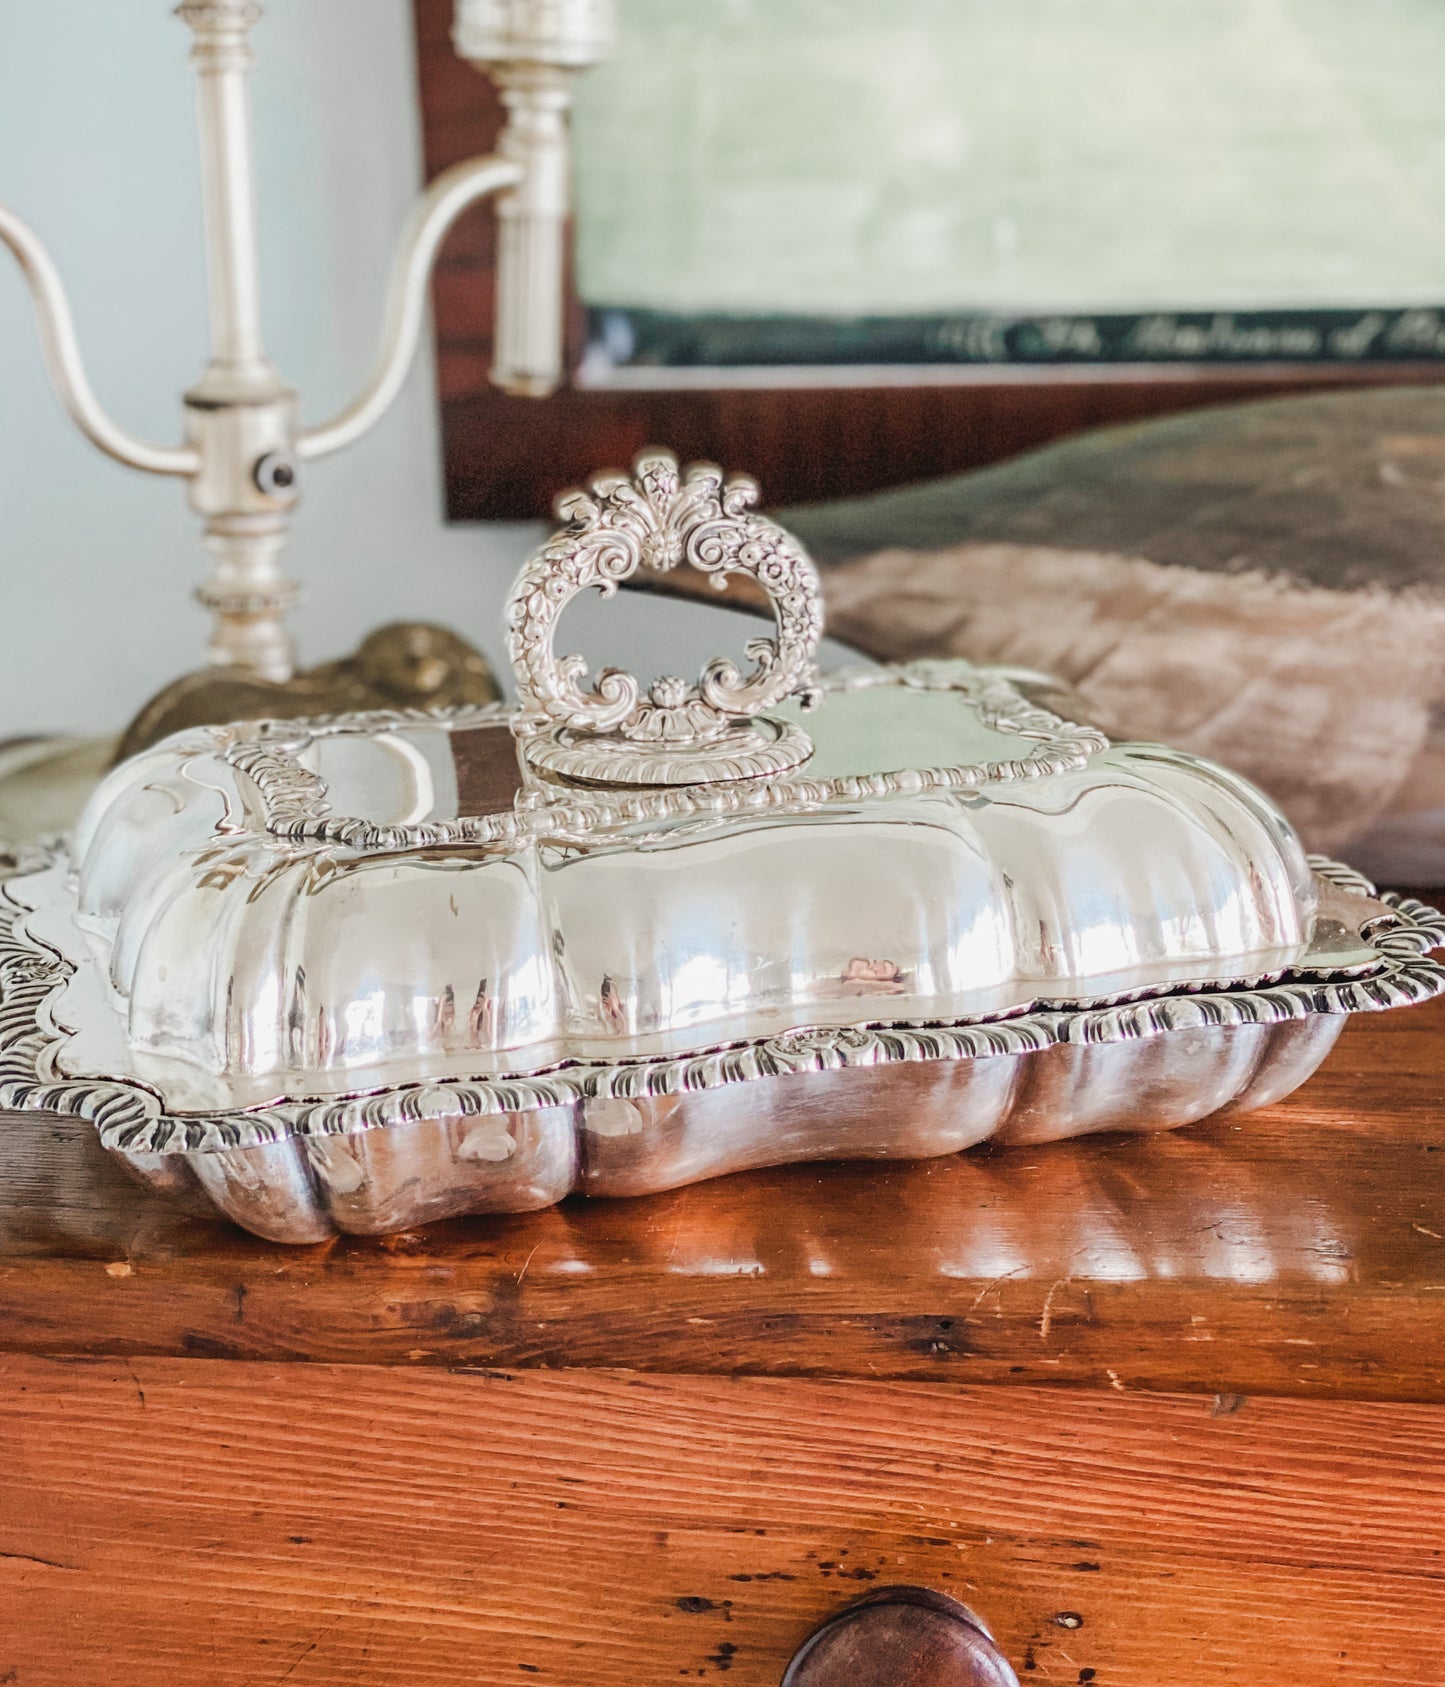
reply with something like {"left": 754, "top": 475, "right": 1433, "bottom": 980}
{"left": 0, "top": 0, "right": 614, "bottom": 686}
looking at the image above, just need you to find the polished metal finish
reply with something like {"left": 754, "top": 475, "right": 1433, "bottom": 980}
{"left": 0, "top": 845, "right": 1439, "bottom": 1244}
{"left": 2, "top": 458, "right": 1442, "bottom": 1242}
{"left": 0, "top": 0, "right": 611, "bottom": 680}
{"left": 508, "top": 453, "right": 824, "bottom": 784}
{"left": 454, "top": 0, "right": 616, "bottom": 396}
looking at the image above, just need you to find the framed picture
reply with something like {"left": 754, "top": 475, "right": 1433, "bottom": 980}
{"left": 414, "top": 0, "right": 1445, "bottom": 519}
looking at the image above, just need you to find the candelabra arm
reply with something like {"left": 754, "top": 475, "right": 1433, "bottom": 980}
{"left": 0, "top": 202, "right": 198, "bottom": 477}
{"left": 453, "top": 0, "right": 618, "bottom": 397}
{"left": 298, "top": 155, "right": 523, "bottom": 462}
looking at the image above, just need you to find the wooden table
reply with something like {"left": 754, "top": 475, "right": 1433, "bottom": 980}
{"left": 4, "top": 993, "right": 1445, "bottom": 1685}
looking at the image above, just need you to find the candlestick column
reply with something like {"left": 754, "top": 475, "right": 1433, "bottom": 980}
{"left": 178, "top": 0, "right": 300, "bottom": 681}
{"left": 453, "top": 0, "right": 617, "bottom": 398}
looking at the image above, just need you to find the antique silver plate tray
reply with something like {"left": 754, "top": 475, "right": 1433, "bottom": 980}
{"left": 3, "top": 452, "right": 1443, "bottom": 1242}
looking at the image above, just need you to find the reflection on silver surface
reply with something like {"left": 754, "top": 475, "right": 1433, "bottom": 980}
{"left": 3, "top": 730, "right": 1438, "bottom": 1243}
{"left": 25, "top": 664, "right": 1330, "bottom": 1114}
{"left": 1, "top": 452, "right": 1442, "bottom": 1243}
{"left": 88, "top": 1016, "right": 1346, "bottom": 1244}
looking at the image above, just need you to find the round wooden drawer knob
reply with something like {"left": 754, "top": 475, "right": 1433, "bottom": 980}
{"left": 781, "top": 1586, "right": 1020, "bottom": 1687}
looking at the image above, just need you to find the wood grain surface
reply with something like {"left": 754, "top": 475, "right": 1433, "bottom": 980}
{"left": 5, "top": 904, "right": 1445, "bottom": 1681}
{"left": 3, "top": 1355, "right": 1444, "bottom": 1686}
{"left": 3, "top": 995, "right": 1445, "bottom": 1399}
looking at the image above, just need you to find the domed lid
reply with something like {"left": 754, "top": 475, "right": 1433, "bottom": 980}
{"left": 3, "top": 452, "right": 1438, "bottom": 1152}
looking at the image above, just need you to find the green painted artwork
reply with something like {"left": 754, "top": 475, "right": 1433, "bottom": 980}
{"left": 570, "top": 0, "right": 1445, "bottom": 366}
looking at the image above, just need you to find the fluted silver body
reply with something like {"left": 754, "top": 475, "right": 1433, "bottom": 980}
{"left": 1, "top": 455, "right": 1441, "bottom": 1243}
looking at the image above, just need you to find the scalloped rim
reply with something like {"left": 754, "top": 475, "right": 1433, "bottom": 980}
{"left": 2, "top": 852, "right": 1442, "bottom": 1156}
{"left": 223, "top": 660, "right": 1114, "bottom": 855}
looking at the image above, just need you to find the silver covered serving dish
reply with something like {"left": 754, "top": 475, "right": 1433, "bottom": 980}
{"left": 3, "top": 452, "right": 1444, "bottom": 1242}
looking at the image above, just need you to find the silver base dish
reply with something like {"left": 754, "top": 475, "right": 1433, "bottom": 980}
{"left": 118, "top": 1015, "right": 1346, "bottom": 1245}
{"left": 3, "top": 850, "right": 1439, "bottom": 1243}
{"left": 5, "top": 455, "right": 1445, "bottom": 1243}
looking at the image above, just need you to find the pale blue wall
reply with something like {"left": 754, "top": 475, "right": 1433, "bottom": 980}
{"left": 0, "top": 1, "right": 862, "bottom": 738}
{"left": 0, "top": 0, "right": 539, "bottom": 735}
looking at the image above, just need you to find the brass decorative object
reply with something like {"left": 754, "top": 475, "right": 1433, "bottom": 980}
{"left": 114, "top": 623, "right": 502, "bottom": 763}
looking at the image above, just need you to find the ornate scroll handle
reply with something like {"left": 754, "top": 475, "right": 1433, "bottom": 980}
{"left": 505, "top": 451, "right": 824, "bottom": 747}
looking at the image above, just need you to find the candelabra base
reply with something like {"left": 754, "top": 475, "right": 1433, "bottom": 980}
{"left": 114, "top": 621, "right": 502, "bottom": 763}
